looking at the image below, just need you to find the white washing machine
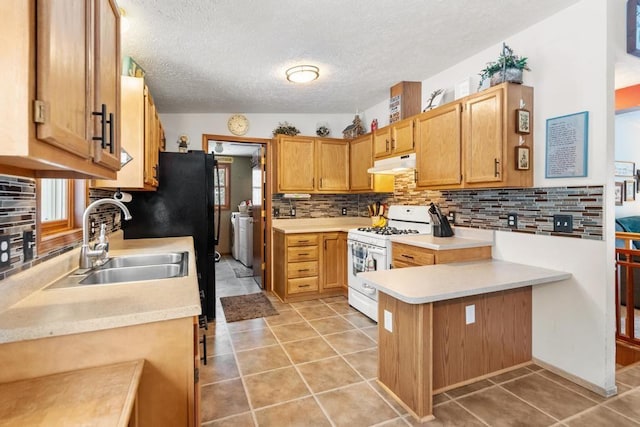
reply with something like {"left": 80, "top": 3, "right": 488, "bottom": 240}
{"left": 230, "top": 212, "right": 248, "bottom": 260}
{"left": 238, "top": 216, "right": 253, "bottom": 267}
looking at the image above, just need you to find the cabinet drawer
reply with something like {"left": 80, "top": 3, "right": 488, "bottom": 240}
{"left": 288, "top": 261, "right": 319, "bottom": 279}
{"left": 288, "top": 246, "right": 318, "bottom": 262}
{"left": 392, "top": 243, "right": 435, "bottom": 267}
{"left": 287, "top": 234, "right": 319, "bottom": 247}
{"left": 288, "top": 277, "right": 319, "bottom": 294}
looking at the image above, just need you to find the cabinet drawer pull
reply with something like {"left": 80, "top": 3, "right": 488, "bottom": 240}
{"left": 401, "top": 254, "right": 415, "bottom": 259}
{"left": 297, "top": 240, "right": 309, "bottom": 243}
{"left": 297, "top": 268, "right": 310, "bottom": 272}
{"left": 298, "top": 253, "right": 308, "bottom": 256}
{"left": 298, "top": 284, "right": 311, "bottom": 288}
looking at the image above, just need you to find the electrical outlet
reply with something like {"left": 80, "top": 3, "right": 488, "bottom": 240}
{"left": 23, "top": 231, "right": 33, "bottom": 262}
{"left": 553, "top": 214, "right": 573, "bottom": 233}
{"left": 0, "top": 235, "right": 10, "bottom": 269}
{"left": 507, "top": 213, "right": 518, "bottom": 228}
{"left": 342, "top": 207, "right": 347, "bottom": 216}
{"left": 274, "top": 207, "right": 280, "bottom": 217}
{"left": 448, "top": 211, "right": 456, "bottom": 223}
{"left": 290, "top": 207, "right": 296, "bottom": 217}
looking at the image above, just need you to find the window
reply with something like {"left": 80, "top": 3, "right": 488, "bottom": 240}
{"left": 37, "top": 179, "right": 85, "bottom": 253}
{"left": 214, "top": 163, "right": 230, "bottom": 210}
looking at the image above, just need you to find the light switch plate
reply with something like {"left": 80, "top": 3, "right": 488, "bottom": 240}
{"left": 384, "top": 310, "right": 393, "bottom": 332}
{"left": 465, "top": 304, "right": 475, "bottom": 325}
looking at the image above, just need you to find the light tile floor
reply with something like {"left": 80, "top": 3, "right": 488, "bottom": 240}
{"left": 202, "top": 257, "right": 640, "bottom": 426}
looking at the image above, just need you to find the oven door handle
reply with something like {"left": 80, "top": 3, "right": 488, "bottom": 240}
{"left": 361, "top": 283, "right": 376, "bottom": 295}
{"left": 366, "top": 246, "right": 386, "bottom": 256}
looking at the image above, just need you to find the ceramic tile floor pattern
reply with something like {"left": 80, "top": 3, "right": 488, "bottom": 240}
{"left": 203, "top": 258, "right": 640, "bottom": 426}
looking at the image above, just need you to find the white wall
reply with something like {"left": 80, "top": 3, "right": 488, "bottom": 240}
{"left": 615, "top": 111, "right": 640, "bottom": 218}
{"left": 159, "top": 113, "right": 354, "bottom": 152}
{"left": 365, "top": 0, "right": 617, "bottom": 392}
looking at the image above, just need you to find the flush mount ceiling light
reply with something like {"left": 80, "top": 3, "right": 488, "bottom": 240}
{"left": 286, "top": 65, "right": 319, "bottom": 83}
{"left": 214, "top": 142, "right": 224, "bottom": 153}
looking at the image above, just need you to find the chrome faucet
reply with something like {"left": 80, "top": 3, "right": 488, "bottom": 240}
{"left": 79, "top": 199, "right": 132, "bottom": 269}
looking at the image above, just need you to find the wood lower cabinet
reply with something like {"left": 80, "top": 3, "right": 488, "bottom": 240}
{"left": 391, "top": 242, "right": 492, "bottom": 268}
{"left": 93, "top": 76, "right": 164, "bottom": 190}
{"left": 0, "top": 0, "right": 121, "bottom": 179}
{"left": 0, "top": 317, "right": 199, "bottom": 427}
{"left": 414, "top": 83, "right": 533, "bottom": 189}
{"left": 273, "top": 231, "right": 347, "bottom": 302}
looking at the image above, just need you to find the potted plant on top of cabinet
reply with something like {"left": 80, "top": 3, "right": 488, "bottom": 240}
{"left": 478, "top": 42, "right": 530, "bottom": 89}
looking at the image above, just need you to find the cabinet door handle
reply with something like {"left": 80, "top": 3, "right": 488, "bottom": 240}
{"left": 385, "top": 139, "right": 390, "bottom": 152}
{"left": 92, "top": 103, "right": 107, "bottom": 148}
{"left": 414, "top": 170, "right": 418, "bottom": 183}
{"left": 107, "top": 112, "right": 114, "bottom": 154}
{"left": 391, "top": 138, "right": 396, "bottom": 150}
{"left": 320, "top": 177, "right": 323, "bottom": 188}
{"left": 153, "top": 165, "right": 159, "bottom": 180}
{"left": 494, "top": 158, "right": 500, "bottom": 177}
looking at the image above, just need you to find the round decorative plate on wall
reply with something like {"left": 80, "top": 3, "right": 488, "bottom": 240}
{"left": 227, "top": 114, "right": 249, "bottom": 136}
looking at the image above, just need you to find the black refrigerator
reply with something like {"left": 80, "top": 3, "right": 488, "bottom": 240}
{"left": 123, "top": 151, "right": 218, "bottom": 320}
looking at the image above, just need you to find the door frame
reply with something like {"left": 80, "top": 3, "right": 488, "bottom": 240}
{"left": 202, "top": 134, "right": 272, "bottom": 292}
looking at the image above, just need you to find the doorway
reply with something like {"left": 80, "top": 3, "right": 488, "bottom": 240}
{"left": 202, "top": 134, "right": 272, "bottom": 292}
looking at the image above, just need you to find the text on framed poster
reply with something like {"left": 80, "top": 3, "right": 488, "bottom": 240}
{"left": 545, "top": 111, "right": 589, "bottom": 178}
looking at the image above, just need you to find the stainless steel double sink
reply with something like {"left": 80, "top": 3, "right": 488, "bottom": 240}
{"left": 48, "top": 252, "right": 189, "bottom": 289}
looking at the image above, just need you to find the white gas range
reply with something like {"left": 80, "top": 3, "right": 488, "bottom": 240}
{"left": 347, "top": 205, "right": 431, "bottom": 321}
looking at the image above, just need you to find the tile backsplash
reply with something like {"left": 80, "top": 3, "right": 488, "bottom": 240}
{"left": 0, "top": 175, "right": 122, "bottom": 280}
{"left": 0, "top": 168, "right": 605, "bottom": 281}
{"left": 273, "top": 171, "right": 603, "bottom": 240}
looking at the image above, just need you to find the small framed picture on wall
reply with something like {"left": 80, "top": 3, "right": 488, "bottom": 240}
{"left": 515, "top": 146, "right": 530, "bottom": 170}
{"left": 516, "top": 109, "right": 531, "bottom": 134}
{"left": 616, "top": 181, "right": 625, "bottom": 206}
{"left": 626, "top": 179, "right": 636, "bottom": 202}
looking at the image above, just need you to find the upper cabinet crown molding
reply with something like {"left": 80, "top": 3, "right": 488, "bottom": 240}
{"left": 0, "top": 0, "right": 121, "bottom": 179}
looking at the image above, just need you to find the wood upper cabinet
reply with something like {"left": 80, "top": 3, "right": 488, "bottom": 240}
{"left": 374, "top": 117, "right": 415, "bottom": 159}
{"left": 415, "top": 103, "right": 462, "bottom": 187}
{"left": 277, "top": 136, "right": 316, "bottom": 192}
{"left": 317, "top": 138, "right": 349, "bottom": 192}
{"left": 464, "top": 88, "right": 503, "bottom": 184}
{"left": 350, "top": 134, "right": 374, "bottom": 191}
{"left": 91, "top": 0, "right": 121, "bottom": 171}
{"left": 276, "top": 136, "right": 348, "bottom": 193}
{"left": 0, "top": 0, "right": 121, "bottom": 179}
{"left": 92, "top": 77, "right": 163, "bottom": 190}
{"left": 414, "top": 83, "right": 533, "bottom": 190}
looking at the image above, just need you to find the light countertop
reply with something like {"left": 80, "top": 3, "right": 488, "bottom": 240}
{"left": 391, "top": 226, "right": 494, "bottom": 250}
{"left": 272, "top": 217, "right": 371, "bottom": 233}
{"left": 0, "top": 233, "right": 201, "bottom": 344}
{"left": 359, "top": 259, "right": 571, "bottom": 304}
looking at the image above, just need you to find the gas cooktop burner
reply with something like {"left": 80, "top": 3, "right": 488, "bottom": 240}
{"left": 356, "top": 226, "right": 420, "bottom": 235}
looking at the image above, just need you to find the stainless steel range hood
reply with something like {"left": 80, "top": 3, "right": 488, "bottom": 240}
{"left": 367, "top": 153, "right": 416, "bottom": 175}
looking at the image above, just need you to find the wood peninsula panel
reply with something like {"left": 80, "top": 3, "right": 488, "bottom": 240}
{"left": 378, "top": 292, "right": 433, "bottom": 421}
{"left": 431, "top": 286, "right": 532, "bottom": 391}
{"left": 391, "top": 242, "right": 491, "bottom": 268}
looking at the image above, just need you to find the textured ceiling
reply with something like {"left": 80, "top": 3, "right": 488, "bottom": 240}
{"left": 117, "top": 0, "right": 583, "bottom": 114}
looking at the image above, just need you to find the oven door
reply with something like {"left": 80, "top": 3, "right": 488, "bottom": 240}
{"left": 347, "top": 239, "right": 387, "bottom": 299}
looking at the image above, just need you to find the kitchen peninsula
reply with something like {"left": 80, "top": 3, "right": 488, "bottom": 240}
{"left": 359, "top": 258, "right": 570, "bottom": 422}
